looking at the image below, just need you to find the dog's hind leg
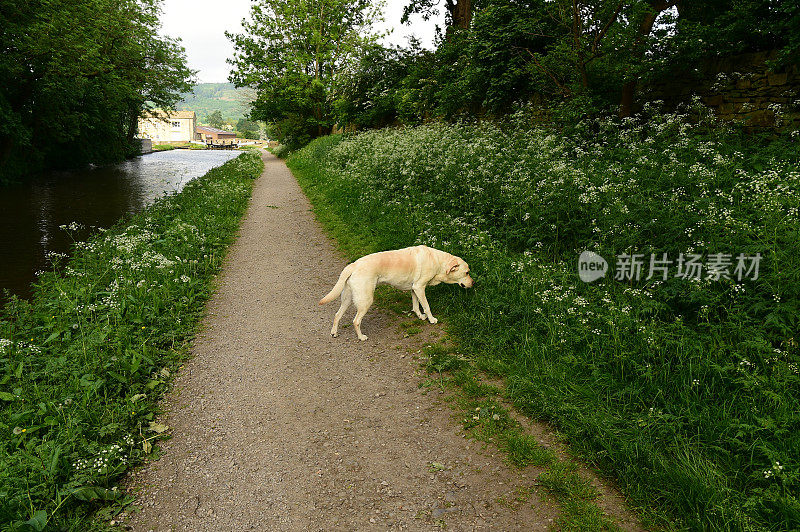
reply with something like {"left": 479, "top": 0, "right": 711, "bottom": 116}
{"left": 330, "top": 285, "right": 352, "bottom": 337}
{"left": 351, "top": 284, "right": 374, "bottom": 341}
{"left": 411, "top": 291, "right": 426, "bottom": 320}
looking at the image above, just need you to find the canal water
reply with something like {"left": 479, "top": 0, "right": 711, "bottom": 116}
{"left": 0, "top": 149, "right": 242, "bottom": 303}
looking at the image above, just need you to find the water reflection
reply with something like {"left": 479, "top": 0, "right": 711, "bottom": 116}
{"left": 0, "top": 150, "right": 241, "bottom": 302}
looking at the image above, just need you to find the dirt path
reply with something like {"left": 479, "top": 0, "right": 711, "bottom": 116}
{"left": 124, "top": 151, "right": 637, "bottom": 531}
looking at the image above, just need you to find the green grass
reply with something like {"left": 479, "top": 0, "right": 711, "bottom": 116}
{"left": 151, "top": 143, "right": 207, "bottom": 152}
{"left": 287, "top": 108, "right": 800, "bottom": 530}
{"left": 150, "top": 144, "right": 177, "bottom": 151}
{"left": 0, "top": 151, "right": 263, "bottom": 530}
{"left": 420, "top": 342, "right": 617, "bottom": 530}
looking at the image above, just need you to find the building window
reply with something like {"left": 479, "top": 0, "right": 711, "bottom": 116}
{"left": 171, "top": 121, "right": 181, "bottom": 128}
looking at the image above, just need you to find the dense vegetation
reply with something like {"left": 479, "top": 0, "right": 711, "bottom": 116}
{"left": 0, "top": 0, "right": 193, "bottom": 182}
{"left": 335, "top": 0, "right": 799, "bottom": 129}
{"left": 175, "top": 85, "right": 262, "bottom": 139}
{"left": 287, "top": 110, "right": 800, "bottom": 529}
{"left": 0, "top": 151, "right": 263, "bottom": 529}
{"left": 230, "top": 0, "right": 798, "bottom": 147}
{"left": 177, "top": 83, "right": 254, "bottom": 122}
{"left": 227, "top": 0, "right": 383, "bottom": 149}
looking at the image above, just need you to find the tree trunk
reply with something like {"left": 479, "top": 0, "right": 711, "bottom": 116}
{"left": 444, "top": 0, "right": 471, "bottom": 32}
{"left": 452, "top": 0, "right": 471, "bottom": 29}
{"left": 619, "top": 79, "right": 638, "bottom": 117}
{"left": 0, "top": 136, "right": 13, "bottom": 179}
{"left": 619, "top": 1, "right": 676, "bottom": 117}
{"left": 572, "top": 0, "right": 590, "bottom": 89}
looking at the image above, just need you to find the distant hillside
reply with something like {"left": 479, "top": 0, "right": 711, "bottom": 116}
{"left": 177, "top": 83, "right": 254, "bottom": 123}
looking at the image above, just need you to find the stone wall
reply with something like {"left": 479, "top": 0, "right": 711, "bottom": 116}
{"left": 138, "top": 138, "right": 153, "bottom": 155}
{"left": 641, "top": 51, "right": 799, "bottom": 130}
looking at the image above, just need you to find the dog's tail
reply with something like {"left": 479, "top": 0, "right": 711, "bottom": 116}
{"left": 319, "top": 263, "right": 356, "bottom": 304}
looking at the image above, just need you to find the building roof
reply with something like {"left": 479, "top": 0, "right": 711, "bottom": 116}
{"left": 142, "top": 109, "right": 196, "bottom": 120}
{"left": 196, "top": 126, "right": 236, "bottom": 135}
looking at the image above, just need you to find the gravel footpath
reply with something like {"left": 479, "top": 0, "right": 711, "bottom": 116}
{"left": 124, "top": 151, "right": 638, "bottom": 531}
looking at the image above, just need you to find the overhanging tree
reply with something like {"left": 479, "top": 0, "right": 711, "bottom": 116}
{"left": 227, "top": 0, "right": 382, "bottom": 149}
{"left": 0, "top": 0, "right": 193, "bottom": 181}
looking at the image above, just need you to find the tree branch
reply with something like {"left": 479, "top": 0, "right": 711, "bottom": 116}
{"left": 520, "top": 47, "right": 572, "bottom": 98}
{"left": 592, "top": 1, "right": 624, "bottom": 54}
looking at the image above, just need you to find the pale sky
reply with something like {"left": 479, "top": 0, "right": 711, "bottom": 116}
{"left": 159, "top": 0, "right": 444, "bottom": 84}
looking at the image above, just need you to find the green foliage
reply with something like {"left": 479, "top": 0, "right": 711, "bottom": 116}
{"left": 152, "top": 143, "right": 206, "bottom": 151}
{"left": 679, "top": 1, "right": 800, "bottom": 66}
{"left": 423, "top": 349, "right": 615, "bottom": 529}
{"left": 333, "top": 0, "right": 800, "bottom": 125}
{"left": 288, "top": 113, "right": 800, "bottom": 529}
{"left": 333, "top": 42, "right": 441, "bottom": 127}
{"left": 0, "top": 151, "right": 263, "bottom": 528}
{"left": 206, "top": 110, "right": 226, "bottom": 129}
{"left": 0, "top": 0, "right": 194, "bottom": 182}
{"left": 151, "top": 144, "right": 178, "bottom": 152}
{"left": 178, "top": 83, "right": 254, "bottom": 121}
{"left": 227, "top": 0, "right": 383, "bottom": 149}
{"left": 236, "top": 118, "right": 261, "bottom": 140}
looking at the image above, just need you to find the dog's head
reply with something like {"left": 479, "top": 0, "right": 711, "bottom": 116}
{"left": 444, "top": 256, "right": 474, "bottom": 288}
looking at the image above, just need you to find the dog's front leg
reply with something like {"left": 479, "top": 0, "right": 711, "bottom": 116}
{"left": 412, "top": 284, "right": 437, "bottom": 324}
{"left": 411, "top": 291, "right": 426, "bottom": 320}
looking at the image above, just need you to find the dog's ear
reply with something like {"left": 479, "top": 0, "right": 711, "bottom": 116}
{"left": 447, "top": 258, "right": 460, "bottom": 274}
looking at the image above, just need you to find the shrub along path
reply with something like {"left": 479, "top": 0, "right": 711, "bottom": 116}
{"left": 125, "top": 151, "right": 639, "bottom": 531}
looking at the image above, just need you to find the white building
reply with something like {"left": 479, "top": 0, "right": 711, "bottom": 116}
{"left": 137, "top": 110, "right": 197, "bottom": 143}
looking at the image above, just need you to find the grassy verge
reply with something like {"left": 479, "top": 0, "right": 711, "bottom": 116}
{"left": 419, "top": 340, "right": 620, "bottom": 530}
{"left": 151, "top": 143, "right": 207, "bottom": 151}
{"left": 0, "top": 150, "right": 263, "bottom": 530}
{"left": 151, "top": 144, "right": 177, "bottom": 151}
{"left": 287, "top": 110, "right": 800, "bottom": 530}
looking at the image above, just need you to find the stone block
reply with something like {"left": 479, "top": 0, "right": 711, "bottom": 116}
{"left": 742, "top": 110, "right": 774, "bottom": 127}
{"left": 768, "top": 73, "right": 788, "bottom": 86}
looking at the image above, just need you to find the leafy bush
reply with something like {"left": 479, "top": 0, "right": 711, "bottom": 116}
{"left": 288, "top": 113, "right": 800, "bottom": 529}
{"left": 0, "top": 151, "right": 263, "bottom": 529}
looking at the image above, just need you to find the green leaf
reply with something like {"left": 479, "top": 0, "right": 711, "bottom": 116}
{"left": 148, "top": 422, "right": 169, "bottom": 434}
{"left": 43, "top": 330, "right": 61, "bottom": 344}
{"left": 49, "top": 446, "right": 61, "bottom": 477}
{"left": 0, "top": 392, "right": 15, "bottom": 401}
{"left": 108, "top": 371, "right": 128, "bottom": 383}
{"left": 70, "top": 486, "right": 122, "bottom": 502}
{"left": 24, "top": 510, "right": 47, "bottom": 531}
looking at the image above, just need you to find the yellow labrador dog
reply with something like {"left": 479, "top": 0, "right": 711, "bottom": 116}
{"left": 320, "top": 245, "right": 474, "bottom": 340}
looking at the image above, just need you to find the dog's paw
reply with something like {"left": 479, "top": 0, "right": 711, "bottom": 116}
{"left": 331, "top": 331, "right": 339, "bottom": 338}
{"left": 358, "top": 334, "right": 368, "bottom": 341}
{"left": 417, "top": 313, "right": 427, "bottom": 320}
{"left": 428, "top": 316, "right": 438, "bottom": 324}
